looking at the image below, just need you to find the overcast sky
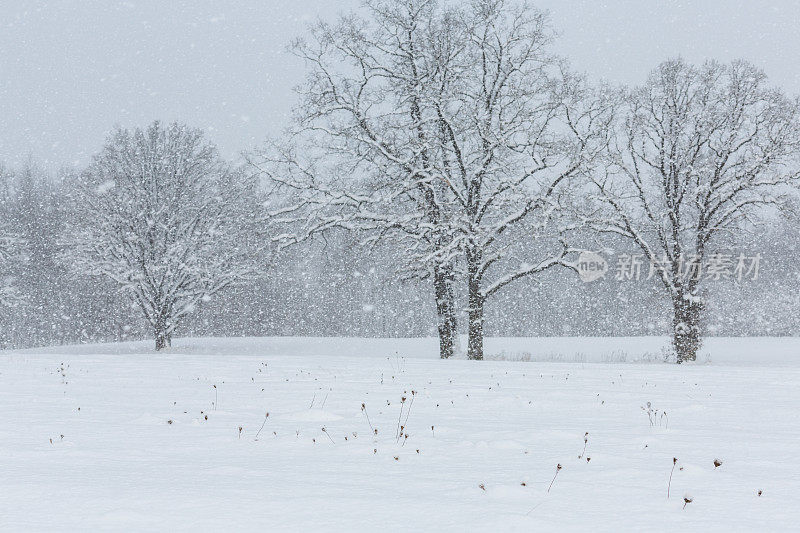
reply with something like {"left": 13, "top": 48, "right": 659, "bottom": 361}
{"left": 2, "top": 0, "right": 800, "bottom": 171}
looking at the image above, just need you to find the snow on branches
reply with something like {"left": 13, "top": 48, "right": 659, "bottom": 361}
{"left": 255, "top": 0, "right": 614, "bottom": 359}
{"left": 587, "top": 58, "right": 800, "bottom": 362}
{"left": 69, "top": 122, "right": 263, "bottom": 350}
{"left": 0, "top": 228, "right": 22, "bottom": 308}
{"left": 0, "top": 169, "right": 22, "bottom": 308}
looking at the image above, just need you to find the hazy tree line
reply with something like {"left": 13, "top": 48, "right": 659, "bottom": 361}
{"left": 2, "top": 0, "right": 799, "bottom": 362}
{"left": 0, "top": 162, "right": 797, "bottom": 354}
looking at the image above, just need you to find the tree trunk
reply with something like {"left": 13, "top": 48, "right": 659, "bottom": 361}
{"left": 672, "top": 293, "right": 702, "bottom": 363}
{"left": 154, "top": 315, "right": 171, "bottom": 351}
{"left": 466, "top": 255, "right": 484, "bottom": 361}
{"left": 434, "top": 263, "right": 458, "bottom": 359}
{"left": 154, "top": 329, "right": 170, "bottom": 351}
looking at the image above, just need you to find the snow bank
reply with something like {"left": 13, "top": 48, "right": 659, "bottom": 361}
{"left": 9, "top": 335, "right": 800, "bottom": 366}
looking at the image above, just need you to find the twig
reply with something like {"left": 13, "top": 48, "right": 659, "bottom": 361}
{"left": 547, "top": 464, "right": 562, "bottom": 493}
{"left": 525, "top": 500, "right": 546, "bottom": 516}
{"left": 402, "top": 391, "right": 416, "bottom": 428}
{"left": 396, "top": 396, "right": 406, "bottom": 439}
{"left": 361, "top": 403, "right": 375, "bottom": 433}
{"left": 668, "top": 457, "right": 677, "bottom": 498}
{"left": 255, "top": 412, "right": 269, "bottom": 440}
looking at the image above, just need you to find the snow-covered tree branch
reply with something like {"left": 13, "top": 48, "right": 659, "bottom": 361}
{"left": 588, "top": 59, "right": 800, "bottom": 362}
{"left": 255, "top": 0, "right": 613, "bottom": 359}
{"left": 68, "top": 122, "right": 263, "bottom": 350}
{"left": 0, "top": 229, "right": 22, "bottom": 308}
{"left": 0, "top": 167, "right": 23, "bottom": 308}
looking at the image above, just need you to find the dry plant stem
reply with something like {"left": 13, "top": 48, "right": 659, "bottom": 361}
{"left": 396, "top": 398, "right": 406, "bottom": 439}
{"left": 255, "top": 412, "right": 269, "bottom": 440}
{"left": 396, "top": 405, "right": 404, "bottom": 438}
{"left": 547, "top": 464, "right": 562, "bottom": 493}
{"left": 668, "top": 458, "right": 677, "bottom": 498}
{"left": 362, "top": 403, "right": 375, "bottom": 433}
{"left": 402, "top": 392, "right": 416, "bottom": 429}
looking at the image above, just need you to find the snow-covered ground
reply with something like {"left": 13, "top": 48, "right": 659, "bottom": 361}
{"left": 2, "top": 336, "right": 799, "bottom": 531}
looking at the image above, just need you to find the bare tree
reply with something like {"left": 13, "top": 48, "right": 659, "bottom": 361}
{"left": 257, "top": 0, "right": 611, "bottom": 359}
{"left": 260, "top": 147, "right": 462, "bottom": 358}
{"left": 0, "top": 229, "right": 18, "bottom": 307}
{"left": 254, "top": 0, "right": 463, "bottom": 358}
{"left": 589, "top": 59, "right": 800, "bottom": 363}
{"left": 70, "top": 122, "right": 261, "bottom": 350}
{"left": 431, "top": 1, "right": 612, "bottom": 360}
{"left": 0, "top": 166, "right": 22, "bottom": 308}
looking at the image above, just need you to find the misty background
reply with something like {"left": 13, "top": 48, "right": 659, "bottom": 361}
{"left": 2, "top": 1, "right": 800, "bottom": 349}
{"left": 4, "top": 0, "right": 800, "bottom": 170}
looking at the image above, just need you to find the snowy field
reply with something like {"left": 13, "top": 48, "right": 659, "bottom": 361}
{"left": 2, "top": 336, "right": 799, "bottom": 531}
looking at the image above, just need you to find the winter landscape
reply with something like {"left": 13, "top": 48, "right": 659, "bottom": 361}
{"left": 4, "top": 337, "right": 800, "bottom": 531}
{"left": 3, "top": 1, "right": 800, "bottom": 531}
